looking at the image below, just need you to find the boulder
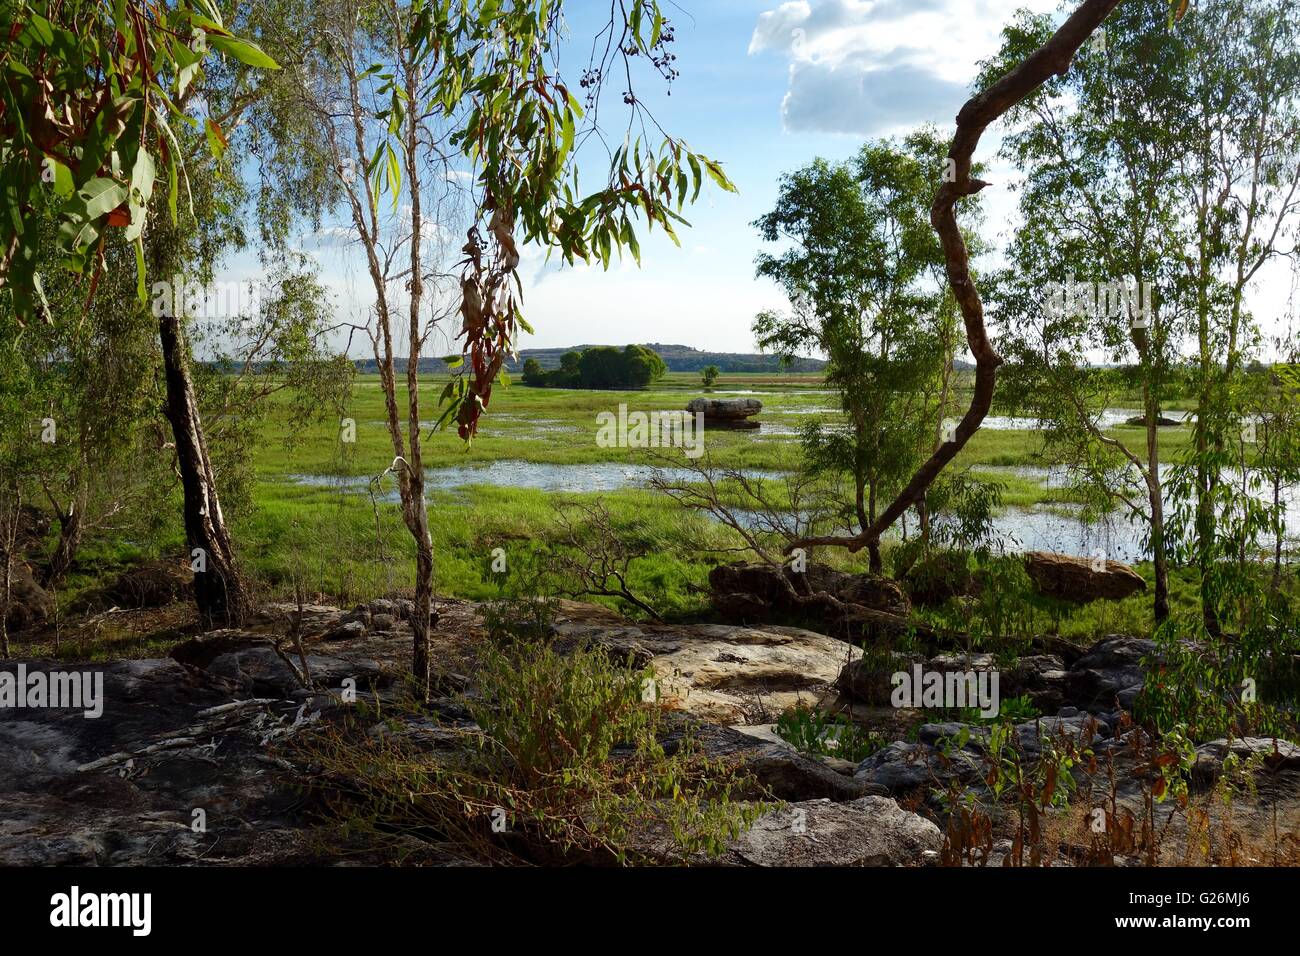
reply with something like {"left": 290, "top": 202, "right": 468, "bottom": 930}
{"left": 855, "top": 740, "right": 984, "bottom": 794}
{"left": 102, "top": 560, "right": 192, "bottom": 609}
{"left": 686, "top": 397, "right": 762, "bottom": 428}
{"left": 1065, "top": 635, "right": 1156, "bottom": 710}
{"left": 722, "top": 796, "right": 941, "bottom": 867}
{"left": 558, "top": 617, "right": 860, "bottom": 725}
{"left": 1196, "top": 736, "right": 1300, "bottom": 770}
{"left": 2, "top": 563, "right": 53, "bottom": 632}
{"left": 835, "top": 652, "right": 914, "bottom": 706}
{"left": 658, "top": 716, "right": 873, "bottom": 802}
{"left": 1024, "top": 551, "right": 1146, "bottom": 603}
{"left": 1002, "top": 654, "right": 1069, "bottom": 712}
{"left": 170, "top": 630, "right": 390, "bottom": 698}
{"left": 837, "top": 651, "right": 1068, "bottom": 713}
{"left": 323, "top": 620, "right": 368, "bottom": 642}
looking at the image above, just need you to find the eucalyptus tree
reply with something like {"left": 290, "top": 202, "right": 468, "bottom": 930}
{"left": 1237, "top": 352, "right": 1300, "bottom": 598}
{"left": 280, "top": 0, "right": 736, "bottom": 698}
{"left": 0, "top": 1, "right": 291, "bottom": 627}
{"left": 1261, "top": 356, "right": 1300, "bottom": 591}
{"left": 3, "top": 1, "right": 352, "bottom": 626}
{"left": 1160, "top": 0, "right": 1300, "bottom": 635}
{"left": 0, "top": 197, "right": 166, "bottom": 586}
{"left": 752, "top": 129, "right": 966, "bottom": 572}
{"left": 778, "top": 0, "right": 1123, "bottom": 566}
{"left": 987, "top": 0, "right": 1191, "bottom": 623}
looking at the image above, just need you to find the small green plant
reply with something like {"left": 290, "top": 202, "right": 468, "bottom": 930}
{"left": 701, "top": 365, "right": 720, "bottom": 388}
{"left": 774, "top": 702, "right": 885, "bottom": 763}
{"left": 301, "top": 640, "right": 765, "bottom": 865}
{"left": 938, "top": 692, "right": 1040, "bottom": 725}
{"left": 478, "top": 547, "right": 560, "bottom": 643}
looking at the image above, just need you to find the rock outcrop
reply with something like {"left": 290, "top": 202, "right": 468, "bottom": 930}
{"left": 2, "top": 563, "right": 53, "bottom": 632}
{"left": 554, "top": 615, "right": 858, "bottom": 725}
{"left": 9, "top": 593, "right": 1290, "bottom": 869}
{"left": 1, "top": 601, "right": 939, "bottom": 866}
{"left": 720, "top": 796, "right": 941, "bottom": 866}
{"left": 686, "top": 397, "right": 762, "bottom": 428}
{"left": 1024, "top": 551, "right": 1147, "bottom": 603}
{"left": 707, "top": 561, "right": 917, "bottom": 644}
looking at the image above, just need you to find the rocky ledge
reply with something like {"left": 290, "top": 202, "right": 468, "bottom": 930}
{"left": 0, "top": 600, "right": 927, "bottom": 867}
{"left": 3, "top": 599, "right": 1296, "bottom": 867}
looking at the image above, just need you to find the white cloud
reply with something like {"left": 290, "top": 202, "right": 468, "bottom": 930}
{"left": 310, "top": 224, "right": 357, "bottom": 247}
{"left": 750, "top": 0, "right": 1060, "bottom": 136}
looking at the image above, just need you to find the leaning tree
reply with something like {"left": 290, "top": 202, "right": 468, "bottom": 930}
{"left": 783, "top": 0, "right": 1127, "bottom": 562}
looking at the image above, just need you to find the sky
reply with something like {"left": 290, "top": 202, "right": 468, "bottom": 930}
{"left": 276, "top": 0, "right": 1296, "bottom": 360}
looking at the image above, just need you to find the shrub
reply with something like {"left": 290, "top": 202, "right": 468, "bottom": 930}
{"left": 774, "top": 702, "right": 885, "bottom": 762}
{"left": 522, "top": 345, "right": 666, "bottom": 389}
{"left": 301, "top": 636, "right": 764, "bottom": 864}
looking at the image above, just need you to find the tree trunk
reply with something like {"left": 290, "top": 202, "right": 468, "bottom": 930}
{"left": 43, "top": 485, "right": 85, "bottom": 586}
{"left": 1143, "top": 388, "right": 1169, "bottom": 624}
{"left": 0, "top": 487, "right": 18, "bottom": 659}
{"left": 411, "top": 519, "right": 434, "bottom": 697}
{"left": 1195, "top": 386, "right": 1221, "bottom": 636}
{"left": 158, "top": 308, "right": 247, "bottom": 628}
{"left": 867, "top": 480, "right": 883, "bottom": 573}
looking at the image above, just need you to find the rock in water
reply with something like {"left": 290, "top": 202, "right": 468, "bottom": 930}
{"left": 1124, "top": 414, "right": 1183, "bottom": 427}
{"left": 1024, "top": 551, "right": 1146, "bottom": 603}
{"left": 686, "top": 397, "right": 762, "bottom": 427}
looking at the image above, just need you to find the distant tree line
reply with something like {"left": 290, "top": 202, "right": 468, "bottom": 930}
{"left": 505, "top": 343, "right": 827, "bottom": 373}
{"left": 522, "top": 345, "right": 667, "bottom": 389}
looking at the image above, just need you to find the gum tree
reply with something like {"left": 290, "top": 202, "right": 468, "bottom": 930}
{"left": 988, "top": 0, "right": 1191, "bottom": 623}
{"left": 1162, "top": 0, "right": 1300, "bottom": 635}
{"left": 285, "top": 0, "right": 735, "bottom": 698}
{"left": 753, "top": 129, "right": 966, "bottom": 573}
{"left": 0, "top": 199, "right": 165, "bottom": 586}
{"left": 0, "top": 1, "right": 285, "bottom": 626}
{"left": 784, "top": 0, "right": 1125, "bottom": 562}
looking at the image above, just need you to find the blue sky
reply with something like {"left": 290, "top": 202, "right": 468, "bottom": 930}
{"left": 277, "top": 0, "right": 1060, "bottom": 358}
{"left": 503, "top": 0, "right": 1066, "bottom": 354}
{"left": 284, "top": 0, "right": 1294, "bottom": 359}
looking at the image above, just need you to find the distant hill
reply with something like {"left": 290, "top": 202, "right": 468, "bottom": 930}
{"left": 509, "top": 343, "right": 826, "bottom": 373}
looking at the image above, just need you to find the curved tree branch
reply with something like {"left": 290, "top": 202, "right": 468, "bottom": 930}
{"left": 788, "top": 0, "right": 1124, "bottom": 555}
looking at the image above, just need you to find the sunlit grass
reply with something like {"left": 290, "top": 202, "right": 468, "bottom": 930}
{"left": 214, "top": 371, "right": 1203, "bottom": 640}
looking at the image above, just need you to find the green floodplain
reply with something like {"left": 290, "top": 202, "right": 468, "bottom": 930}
{"left": 122, "top": 369, "right": 1205, "bottom": 645}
